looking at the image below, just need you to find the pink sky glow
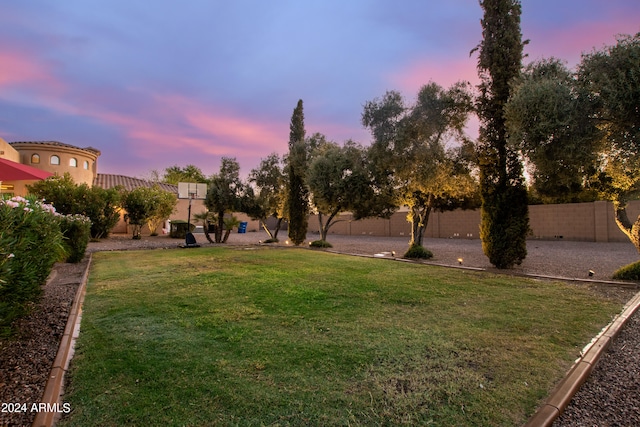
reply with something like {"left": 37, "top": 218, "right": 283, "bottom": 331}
{"left": 1, "top": 1, "right": 638, "bottom": 179}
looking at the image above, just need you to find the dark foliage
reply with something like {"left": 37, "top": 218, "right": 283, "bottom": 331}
{"left": 287, "top": 100, "right": 309, "bottom": 245}
{"left": 474, "top": 0, "right": 529, "bottom": 268}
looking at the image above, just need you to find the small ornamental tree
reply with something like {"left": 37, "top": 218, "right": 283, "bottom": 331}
{"left": 122, "top": 187, "right": 157, "bottom": 239}
{"left": 307, "top": 140, "right": 396, "bottom": 245}
{"left": 146, "top": 189, "right": 177, "bottom": 236}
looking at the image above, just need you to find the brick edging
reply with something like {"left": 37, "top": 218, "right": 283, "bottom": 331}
{"left": 32, "top": 254, "right": 92, "bottom": 427}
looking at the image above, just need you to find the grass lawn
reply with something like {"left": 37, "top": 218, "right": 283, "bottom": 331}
{"left": 60, "top": 247, "right": 624, "bottom": 426}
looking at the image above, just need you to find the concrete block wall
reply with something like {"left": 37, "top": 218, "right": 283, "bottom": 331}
{"left": 304, "top": 200, "right": 640, "bottom": 243}
{"left": 111, "top": 200, "right": 640, "bottom": 242}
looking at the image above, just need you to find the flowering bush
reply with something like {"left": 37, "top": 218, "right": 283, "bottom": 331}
{"left": 0, "top": 196, "right": 66, "bottom": 336}
{"left": 27, "top": 173, "right": 121, "bottom": 239}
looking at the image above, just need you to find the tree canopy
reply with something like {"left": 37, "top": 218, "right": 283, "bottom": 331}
{"left": 204, "top": 157, "right": 252, "bottom": 243}
{"left": 306, "top": 139, "right": 393, "bottom": 244}
{"left": 162, "top": 164, "right": 207, "bottom": 184}
{"left": 248, "top": 153, "right": 287, "bottom": 241}
{"left": 122, "top": 185, "right": 176, "bottom": 239}
{"left": 506, "top": 33, "right": 640, "bottom": 253}
{"left": 362, "top": 82, "right": 477, "bottom": 256}
{"left": 506, "top": 58, "right": 600, "bottom": 203}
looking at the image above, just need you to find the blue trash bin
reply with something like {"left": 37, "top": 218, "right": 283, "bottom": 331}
{"left": 238, "top": 221, "right": 247, "bottom": 233}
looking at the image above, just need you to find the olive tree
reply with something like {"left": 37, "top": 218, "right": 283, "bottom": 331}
{"left": 248, "top": 153, "right": 287, "bottom": 242}
{"left": 306, "top": 140, "right": 395, "bottom": 246}
{"left": 506, "top": 58, "right": 600, "bottom": 203}
{"left": 580, "top": 33, "right": 640, "bottom": 253}
{"left": 363, "top": 82, "right": 477, "bottom": 258}
{"left": 506, "top": 33, "right": 640, "bottom": 254}
{"left": 204, "top": 157, "right": 250, "bottom": 243}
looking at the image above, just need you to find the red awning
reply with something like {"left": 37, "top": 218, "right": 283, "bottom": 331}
{"left": 0, "top": 158, "right": 53, "bottom": 181}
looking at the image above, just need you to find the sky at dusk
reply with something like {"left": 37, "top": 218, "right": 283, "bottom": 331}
{"left": 1, "top": 1, "right": 639, "bottom": 179}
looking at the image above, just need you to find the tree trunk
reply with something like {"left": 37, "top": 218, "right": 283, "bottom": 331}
{"left": 260, "top": 217, "right": 284, "bottom": 241}
{"left": 409, "top": 202, "right": 432, "bottom": 248}
{"left": 613, "top": 201, "right": 640, "bottom": 254}
{"left": 260, "top": 220, "right": 275, "bottom": 240}
{"left": 318, "top": 213, "right": 327, "bottom": 241}
{"left": 318, "top": 209, "right": 341, "bottom": 242}
{"left": 215, "top": 211, "right": 225, "bottom": 243}
{"left": 273, "top": 217, "right": 283, "bottom": 240}
{"left": 203, "top": 220, "right": 215, "bottom": 243}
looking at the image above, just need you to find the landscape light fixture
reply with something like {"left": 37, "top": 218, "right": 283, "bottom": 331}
{"left": 458, "top": 258, "right": 463, "bottom": 265}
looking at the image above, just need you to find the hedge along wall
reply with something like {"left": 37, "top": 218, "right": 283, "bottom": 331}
{"left": 307, "top": 200, "right": 640, "bottom": 243}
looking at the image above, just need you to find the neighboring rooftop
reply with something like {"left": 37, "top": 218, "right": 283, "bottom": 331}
{"left": 94, "top": 174, "right": 178, "bottom": 193}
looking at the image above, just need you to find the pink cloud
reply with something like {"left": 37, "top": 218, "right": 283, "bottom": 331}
{"left": 524, "top": 17, "right": 639, "bottom": 65}
{"left": 77, "top": 92, "right": 289, "bottom": 166}
{"left": 0, "top": 49, "right": 64, "bottom": 93}
{"left": 388, "top": 57, "right": 480, "bottom": 96}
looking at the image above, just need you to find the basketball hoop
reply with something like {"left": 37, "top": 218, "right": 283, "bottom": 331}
{"left": 177, "top": 183, "right": 207, "bottom": 248}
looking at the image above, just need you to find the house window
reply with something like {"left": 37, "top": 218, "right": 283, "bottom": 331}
{"left": 31, "top": 154, "right": 40, "bottom": 164}
{"left": 50, "top": 155, "right": 60, "bottom": 165}
{"left": 83, "top": 160, "right": 89, "bottom": 170}
{"left": 70, "top": 158, "right": 78, "bottom": 167}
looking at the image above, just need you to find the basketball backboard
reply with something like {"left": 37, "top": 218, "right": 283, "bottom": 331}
{"left": 178, "top": 182, "right": 207, "bottom": 199}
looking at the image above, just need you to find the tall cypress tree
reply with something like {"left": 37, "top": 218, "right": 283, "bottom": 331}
{"left": 475, "top": 0, "right": 529, "bottom": 268}
{"left": 287, "top": 99, "right": 309, "bottom": 245}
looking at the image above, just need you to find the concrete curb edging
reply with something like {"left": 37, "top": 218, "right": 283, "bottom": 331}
{"left": 523, "top": 290, "right": 640, "bottom": 427}
{"left": 32, "top": 254, "right": 92, "bottom": 427}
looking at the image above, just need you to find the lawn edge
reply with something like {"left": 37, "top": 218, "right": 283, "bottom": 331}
{"left": 523, "top": 290, "right": 640, "bottom": 427}
{"left": 32, "top": 253, "right": 92, "bottom": 427}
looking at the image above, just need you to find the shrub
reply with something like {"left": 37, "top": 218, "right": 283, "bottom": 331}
{"left": 123, "top": 186, "right": 177, "bottom": 239}
{"left": 59, "top": 214, "right": 92, "bottom": 263}
{"left": 27, "top": 173, "right": 121, "bottom": 239}
{"left": 0, "top": 196, "right": 65, "bottom": 336}
{"left": 612, "top": 261, "right": 640, "bottom": 281}
{"left": 310, "top": 240, "right": 332, "bottom": 248}
{"left": 403, "top": 244, "right": 433, "bottom": 259}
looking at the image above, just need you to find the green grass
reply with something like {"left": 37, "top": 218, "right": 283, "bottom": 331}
{"left": 60, "top": 247, "right": 624, "bottom": 426}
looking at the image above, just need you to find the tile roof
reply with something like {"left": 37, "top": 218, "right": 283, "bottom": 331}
{"left": 94, "top": 174, "right": 178, "bottom": 193}
{"left": 9, "top": 141, "right": 101, "bottom": 155}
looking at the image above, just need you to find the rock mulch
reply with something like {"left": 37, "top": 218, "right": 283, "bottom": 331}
{"left": 0, "top": 260, "right": 88, "bottom": 427}
{"left": 0, "top": 232, "right": 638, "bottom": 426}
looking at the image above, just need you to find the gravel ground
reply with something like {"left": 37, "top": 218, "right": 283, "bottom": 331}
{"left": 1, "top": 231, "right": 638, "bottom": 426}
{"left": 0, "top": 261, "right": 87, "bottom": 427}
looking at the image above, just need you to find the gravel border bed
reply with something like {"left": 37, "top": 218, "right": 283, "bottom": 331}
{"left": 1, "top": 232, "right": 638, "bottom": 426}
